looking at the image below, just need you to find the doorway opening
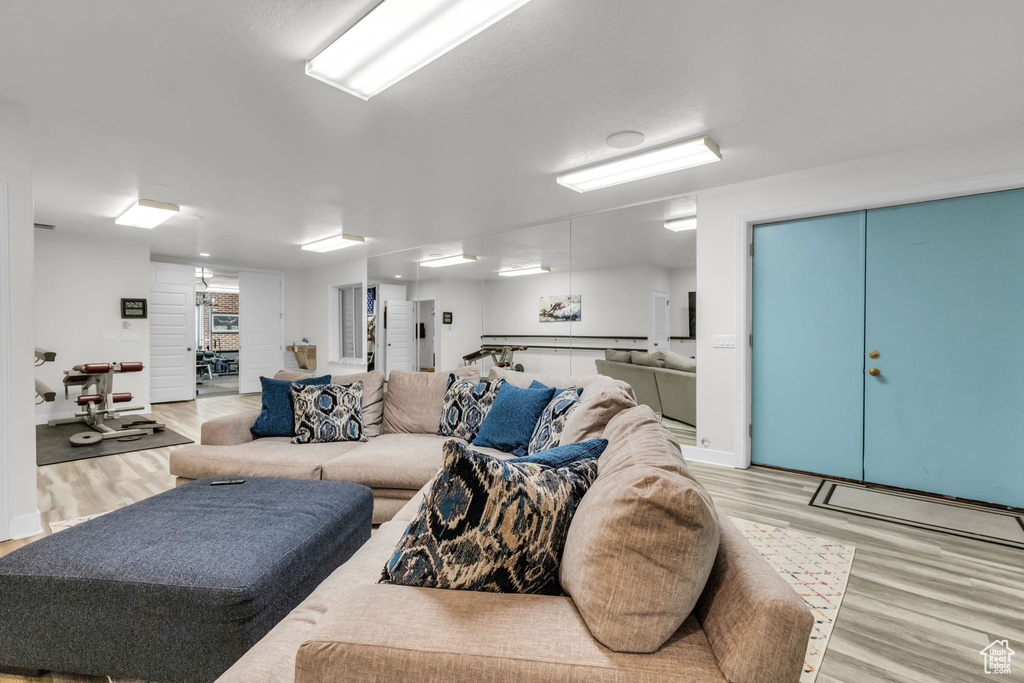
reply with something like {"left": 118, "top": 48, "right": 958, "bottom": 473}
{"left": 195, "top": 267, "right": 240, "bottom": 398}
{"left": 416, "top": 299, "right": 435, "bottom": 372}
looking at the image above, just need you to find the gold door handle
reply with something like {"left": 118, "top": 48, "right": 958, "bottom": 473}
{"left": 868, "top": 350, "right": 880, "bottom": 359}
{"left": 868, "top": 367, "right": 881, "bottom": 376}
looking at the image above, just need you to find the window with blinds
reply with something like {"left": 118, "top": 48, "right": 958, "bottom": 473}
{"left": 338, "top": 283, "right": 364, "bottom": 359}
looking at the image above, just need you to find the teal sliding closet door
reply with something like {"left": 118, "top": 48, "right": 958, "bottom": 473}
{"left": 751, "top": 212, "right": 866, "bottom": 479}
{"left": 863, "top": 190, "right": 1024, "bottom": 508}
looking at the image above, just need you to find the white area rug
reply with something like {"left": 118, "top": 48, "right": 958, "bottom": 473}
{"left": 730, "top": 517, "right": 855, "bottom": 683}
{"left": 52, "top": 512, "right": 853, "bottom": 683}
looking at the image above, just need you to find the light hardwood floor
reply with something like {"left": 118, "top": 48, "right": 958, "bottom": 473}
{"left": 2, "top": 394, "right": 1021, "bottom": 683}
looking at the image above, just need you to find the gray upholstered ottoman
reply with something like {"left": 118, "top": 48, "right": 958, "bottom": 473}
{"left": 0, "top": 477, "right": 373, "bottom": 682}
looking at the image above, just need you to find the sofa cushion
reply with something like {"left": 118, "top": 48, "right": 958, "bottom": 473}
{"left": 560, "top": 376, "right": 636, "bottom": 444}
{"left": 527, "top": 387, "right": 582, "bottom": 455}
{"left": 488, "top": 367, "right": 600, "bottom": 390}
{"left": 630, "top": 350, "right": 666, "bottom": 368}
{"left": 660, "top": 350, "right": 697, "bottom": 373}
{"left": 292, "top": 383, "right": 367, "bottom": 444}
{"left": 473, "top": 383, "right": 555, "bottom": 456}
{"left": 383, "top": 367, "right": 479, "bottom": 435}
{"left": 560, "top": 405, "right": 720, "bottom": 653}
{"left": 170, "top": 439, "right": 364, "bottom": 481}
{"left": 321, "top": 434, "right": 457, "bottom": 490}
{"left": 604, "top": 349, "right": 633, "bottom": 363}
{"left": 509, "top": 438, "right": 608, "bottom": 469}
{"left": 381, "top": 441, "right": 598, "bottom": 595}
{"left": 276, "top": 370, "right": 385, "bottom": 437}
{"left": 251, "top": 374, "right": 332, "bottom": 438}
{"left": 437, "top": 375, "right": 504, "bottom": 442}
{"left": 295, "top": 587, "right": 726, "bottom": 683}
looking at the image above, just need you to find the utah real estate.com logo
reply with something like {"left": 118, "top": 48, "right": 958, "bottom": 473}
{"left": 980, "top": 640, "right": 1015, "bottom": 675}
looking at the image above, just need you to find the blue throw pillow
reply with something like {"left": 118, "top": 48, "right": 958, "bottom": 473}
{"left": 251, "top": 374, "right": 331, "bottom": 438}
{"left": 473, "top": 383, "right": 556, "bottom": 456}
{"left": 510, "top": 438, "right": 608, "bottom": 468}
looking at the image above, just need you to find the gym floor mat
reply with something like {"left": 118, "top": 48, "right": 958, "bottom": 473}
{"left": 36, "top": 415, "right": 193, "bottom": 466}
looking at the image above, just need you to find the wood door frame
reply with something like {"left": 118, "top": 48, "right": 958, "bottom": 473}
{"left": 733, "top": 169, "right": 1024, "bottom": 469}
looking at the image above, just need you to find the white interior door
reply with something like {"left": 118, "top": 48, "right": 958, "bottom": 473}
{"left": 650, "top": 289, "right": 669, "bottom": 351}
{"left": 384, "top": 300, "right": 415, "bottom": 376}
{"left": 150, "top": 262, "right": 197, "bottom": 403}
{"left": 239, "top": 270, "right": 283, "bottom": 394}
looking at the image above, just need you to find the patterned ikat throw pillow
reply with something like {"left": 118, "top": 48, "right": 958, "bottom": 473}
{"left": 527, "top": 386, "right": 583, "bottom": 455}
{"left": 380, "top": 440, "right": 598, "bottom": 595}
{"left": 291, "top": 382, "right": 367, "bottom": 444}
{"left": 436, "top": 374, "right": 504, "bottom": 442}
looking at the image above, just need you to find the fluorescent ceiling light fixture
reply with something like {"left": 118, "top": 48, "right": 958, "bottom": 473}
{"left": 198, "top": 253, "right": 210, "bottom": 257}
{"left": 306, "top": 0, "right": 533, "bottom": 100}
{"left": 115, "top": 199, "right": 180, "bottom": 229}
{"left": 664, "top": 216, "right": 697, "bottom": 232}
{"left": 498, "top": 266, "right": 551, "bottom": 277}
{"left": 301, "top": 234, "right": 366, "bottom": 253}
{"left": 420, "top": 254, "right": 477, "bottom": 268}
{"left": 557, "top": 135, "right": 722, "bottom": 193}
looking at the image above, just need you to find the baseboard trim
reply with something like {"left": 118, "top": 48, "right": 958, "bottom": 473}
{"left": 682, "top": 446, "right": 744, "bottom": 469}
{"left": 8, "top": 509, "right": 42, "bottom": 540}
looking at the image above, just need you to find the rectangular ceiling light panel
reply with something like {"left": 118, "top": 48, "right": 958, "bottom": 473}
{"left": 498, "top": 266, "right": 551, "bottom": 277}
{"left": 664, "top": 216, "right": 697, "bottom": 232}
{"left": 306, "top": 0, "right": 533, "bottom": 100}
{"left": 420, "top": 254, "right": 477, "bottom": 267}
{"left": 301, "top": 234, "right": 367, "bottom": 252}
{"left": 115, "top": 199, "right": 180, "bottom": 229}
{"left": 557, "top": 136, "right": 722, "bottom": 193}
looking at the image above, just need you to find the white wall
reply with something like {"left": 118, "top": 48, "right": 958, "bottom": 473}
{"left": 281, "top": 269, "right": 307, "bottom": 373}
{"left": 288, "top": 258, "right": 368, "bottom": 376}
{"left": 694, "top": 129, "right": 1024, "bottom": 465}
{"left": 34, "top": 232, "right": 151, "bottom": 422}
{"left": 409, "top": 277, "right": 483, "bottom": 374}
{"left": 479, "top": 265, "right": 692, "bottom": 376}
{"left": 0, "top": 101, "right": 38, "bottom": 540}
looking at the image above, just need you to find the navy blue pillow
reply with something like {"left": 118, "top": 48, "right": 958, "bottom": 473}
{"left": 251, "top": 374, "right": 332, "bottom": 438}
{"left": 473, "top": 383, "right": 556, "bottom": 456}
{"left": 509, "top": 438, "right": 609, "bottom": 468}
{"left": 529, "top": 379, "right": 583, "bottom": 396}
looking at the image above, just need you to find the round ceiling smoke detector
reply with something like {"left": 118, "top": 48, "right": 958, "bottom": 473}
{"left": 606, "top": 131, "right": 645, "bottom": 149}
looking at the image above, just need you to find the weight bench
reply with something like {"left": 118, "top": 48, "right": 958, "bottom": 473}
{"left": 47, "top": 361, "right": 165, "bottom": 446}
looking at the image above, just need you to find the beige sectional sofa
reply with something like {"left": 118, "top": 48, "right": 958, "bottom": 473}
{"left": 597, "top": 349, "right": 697, "bottom": 426}
{"left": 171, "top": 366, "right": 812, "bottom": 682}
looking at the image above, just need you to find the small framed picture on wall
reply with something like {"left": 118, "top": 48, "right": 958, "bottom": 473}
{"left": 212, "top": 313, "right": 239, "bottom": 333}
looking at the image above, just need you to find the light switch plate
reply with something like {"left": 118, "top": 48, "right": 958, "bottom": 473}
{"left": 713, "top": 334, "right": 736, "bottom": 349}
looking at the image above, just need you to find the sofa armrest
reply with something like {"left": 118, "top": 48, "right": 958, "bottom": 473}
{"left": 200, "top": 410, "right": 261, "bottom": 446}
{"left": 296, "top": 584, "right": 723, "bottom": 683}
{"left": 694, "top": 520, "right": 813, "bottom": 683}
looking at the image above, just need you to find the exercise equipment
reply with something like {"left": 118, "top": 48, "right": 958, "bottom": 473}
{"left": 35, "top": 347, "right": 58, "bottom": 405}
{"left": 47, "top": 361, "right": 165, "bottom": 446}
{"left": 462, "top": 345, "right": 528, "bottom": 372}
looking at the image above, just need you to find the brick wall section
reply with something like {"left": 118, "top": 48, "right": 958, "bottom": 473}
{"left": 198, "top": 292, "right": 240, "bottom": 351}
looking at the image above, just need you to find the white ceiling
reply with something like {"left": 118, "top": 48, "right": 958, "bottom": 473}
{"left": 4, "top": 0, "right": 1024, "bottom": 270}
